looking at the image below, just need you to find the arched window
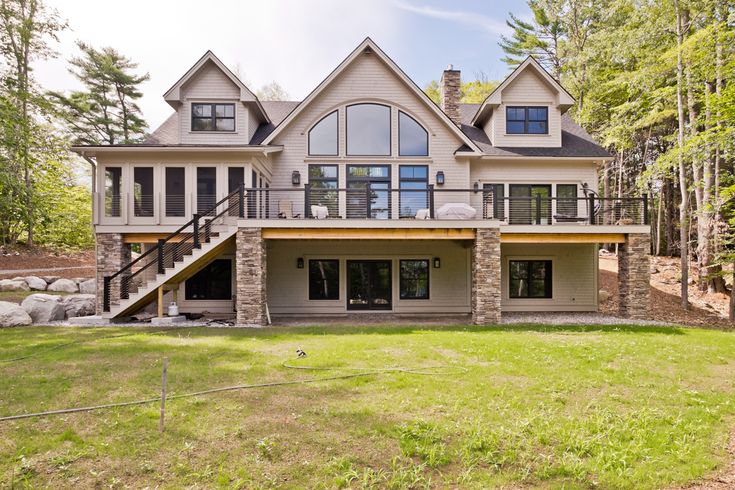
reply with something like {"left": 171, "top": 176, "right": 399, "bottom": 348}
{"left": 346, "top": 104, "right": 391, "bottom": 156}
{"left": 308, "top": 111, "right": 338, "bottom": 156}
{"left": 398, "top": 111, "right": 428, "bottom": 156}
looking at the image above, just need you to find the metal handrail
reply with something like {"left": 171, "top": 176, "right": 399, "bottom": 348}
{"left": 103, "top": 184, "right": 247, "bottom": 312}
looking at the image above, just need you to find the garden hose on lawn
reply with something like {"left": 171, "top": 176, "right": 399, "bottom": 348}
{"left": 0, "top": 360, "right": 467, "bottom": 422}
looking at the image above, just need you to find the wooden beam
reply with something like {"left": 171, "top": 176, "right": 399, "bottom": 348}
{"left": 501, "top": 233, "right": 626, "bottom": 244}
{"left": 261, "top": 228, "right": 476, "bottom": 240}
{"left": 124, "top": 233, "right": 179, "bottom": 244}
{"left": 157, "top": 286, "right": 164, "bottom": 318}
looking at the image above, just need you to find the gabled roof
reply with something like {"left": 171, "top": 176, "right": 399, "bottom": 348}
{"left": 459, "top": 103, "right": 611, "bottom": 159}
{"left": 471, "top": 56, "right": 575, "bottom": 126}
{"left": 163, "top": 51, "right": 270, "bottom": 124}
{"left": 261, "top": 37, "right": 481, "bottom": 153}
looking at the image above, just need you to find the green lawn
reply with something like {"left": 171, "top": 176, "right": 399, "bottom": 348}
{"left": 1, "top": 324, "right": 734, "bottom": 489}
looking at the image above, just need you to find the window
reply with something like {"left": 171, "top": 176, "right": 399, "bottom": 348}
{"left": 309, "top": 260, "right": 339, "bottom": 300}
{"left": 509, "top": 260, "right": 552, "bottom": 298}
{"left": 556, "top": 184, "right": 578, "bottom": 218}
{"left": 346, "top": 165, "right": 391, "bottom": 219}
{"left": 308, "top": 165, "right": 338, "bottom": 217}
{"left": 398, "top": 111, "right": 428, "bottom": 156}
{"left": 133, "top": 167, "right": 154, "bottom": 217}
{"left": 309, "top": 111, "right": 338, "bottom": 156}
{"left": 346, "top": 104, "right": 391, "bottom": 156}
{"left": 196, "top": 167, "right": 217, "bottom": 214}
{"left": 509, "top": 184, "right": 551, "bottom": 225}
{"left": 482, "top": 183, "right": 504, "bottom": 220}
{"left": 400, "top": 260, "right": 429, "bottom": 300}
{"left": 165, "top": 167, "right": 185, "bottom": 217}
{"left": 192, "top": 103, "right": 235, "bottom": 131}
{"left": 506, "top": 106, "right": 548, "bottom": 134}
{"left": 399, "top": 166, "right": 428, "bottom": 218}
{"left": 185, "top": 259, "right": 232, "bottom": 300}
{"left": 104, "top": 167, "right": 122, "bottom": 217}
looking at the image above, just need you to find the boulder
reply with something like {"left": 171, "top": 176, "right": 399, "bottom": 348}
{"left": 598, "top": 289, "right": 611, "bottom": 303}
{"left": 62, "top": 294, "right": 96, "bottom": 318}
{"left": 25, "top": 276, "right": 47, "bottom": 291}
{"left": 40, "top": 276, "right": 60, "bottom": 284}
{"left": 72, "top": 277, "right": 88, "bottom": 284}
{"left": 47, "top": 278, "right": 78, "bottom": 293}
{"left": 79, "top": 279, "right": 96, "bottom": 295}
{"left": 21, "top": 294, "right": 65, "bottom": 323}
{"left": 0, "top": 301, "right": 32, "bottom": 327}
{"left": 0, "top": 279, "right": 30, "bottom": 292}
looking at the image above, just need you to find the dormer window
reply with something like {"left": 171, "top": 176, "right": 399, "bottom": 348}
{"left": 506, "top": 106, "right": 548, "bottom": 134}
{"left": 192, "top": 103, "right": 235, "bottom": 131}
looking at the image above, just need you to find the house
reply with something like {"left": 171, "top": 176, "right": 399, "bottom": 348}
{"left": 72, "top": 38, "right": 651, "bottom": 325}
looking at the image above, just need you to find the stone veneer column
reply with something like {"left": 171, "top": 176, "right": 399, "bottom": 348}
{"left": 235, "top": 228, "right": 267, "bottom": 326}
{"left": 618, "top": 233, "right": 651, "bottom": 319}
{"left": 472, "top": 228, "right": 502, "bottom": 325}
{"left": 95, "top": 233, "right": 131, "bottom": 314}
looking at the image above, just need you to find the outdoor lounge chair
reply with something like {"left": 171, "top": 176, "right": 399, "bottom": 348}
{"left": 278, "top": 200, "right": 301, "bottom": 219}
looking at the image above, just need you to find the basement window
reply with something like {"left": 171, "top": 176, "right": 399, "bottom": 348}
{"left": 509, "top": 260, "right": 552, "bottom": 298}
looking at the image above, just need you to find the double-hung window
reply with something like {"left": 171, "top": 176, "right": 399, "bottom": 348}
{"left": 506, "top": 106, "right": 548, "bottom": 134}
{"left": 192, "top": 103, "right": 235, "bottom": 131}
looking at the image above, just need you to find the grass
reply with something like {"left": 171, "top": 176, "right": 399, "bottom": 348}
{"left": 0, "top": 324, "right": 734, "bottom": 489}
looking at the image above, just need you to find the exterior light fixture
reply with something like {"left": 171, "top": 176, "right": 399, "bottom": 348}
{"left": 435, "top": 171, "right": 445, "bottom": 186}
{"left": 292, "top": 170, "right": 301, "bottom": 186}
{"left": 297, "top": 257, "right": 304, "bottom": 269}
{"left": 473, "top": 181, "right": 479, "bottom": 193}
{"left": 433, "top": 257, "right": 441, "bottom": 269}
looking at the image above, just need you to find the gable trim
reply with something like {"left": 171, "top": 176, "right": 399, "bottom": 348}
{"left": 470, "top": 56, "right": 575, "bottom": 126}
{"left": 262, "top": 38, "right": 481, "bottom": 153}
{"left": 163, "top": 51, "right": 270, "bottom": 124}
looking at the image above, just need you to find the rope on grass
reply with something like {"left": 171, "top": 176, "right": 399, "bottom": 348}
{"left": 0, "top": 362, "right": 467, "bottom": 422}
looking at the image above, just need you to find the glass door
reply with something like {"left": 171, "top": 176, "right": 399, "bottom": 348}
{"left": 347, "top": 260, "right": 392, "bottom": 310}
{"left": 509, "top": 184, "right": 551, "bottom": 224}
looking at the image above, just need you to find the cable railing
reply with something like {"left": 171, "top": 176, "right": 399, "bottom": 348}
{"left": 235, "top": 186, "right": 649, "bottom": 226}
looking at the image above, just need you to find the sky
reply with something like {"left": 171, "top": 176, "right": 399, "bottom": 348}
{"left": 35, "top": 0, "right": 531, "bottom": 131}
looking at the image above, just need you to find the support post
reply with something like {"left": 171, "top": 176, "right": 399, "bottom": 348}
{"left": 588, "top": 194, "right": 596, "bottom": 225}
{"left": 192, "top": 214, "right": 200, "bottom": 249}
{"left": 157, "top": 286, "right": 164, "bottom": 318}
{"left": 428, "top": 184, "right": 435, "bottom": 219}
{"left": 238, "top": 184, "right": 245, "bottom": 218}
{"left": 304, "top": 183, "right": 311, "bottom": 218}
{"left": 159, "top": 357, "right": 168, "bottom": 433}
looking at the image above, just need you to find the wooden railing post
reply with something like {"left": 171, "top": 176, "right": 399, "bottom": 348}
{"left": 103, "top": 276, "right": 111, "bottom": 312}
{"left": 157, "top": 239, "right": 165, "bottom": 274}
{"left": 428, "top": 184, "right": 435, "bottom": 219}
{"left": 588, "top": 194, "right": 596, "bottom": 225}
{"left": 192, "top": 214, "right": 200, "bottom": 249}
{"left": 304, "top": 183, "right": 311, "bottom": 218}
{"left": 238, "top": 184, "right": 245, "bottom": 218}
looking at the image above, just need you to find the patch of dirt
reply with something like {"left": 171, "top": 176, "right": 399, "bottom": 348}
{"left": 678, "top": 429, "right": 735, "bottom": 489}
{"left": 599, "top": 255, "right": 734, "bottom": 329}
{"left": 0, "top": 247, "right": 94, "bottom": 279}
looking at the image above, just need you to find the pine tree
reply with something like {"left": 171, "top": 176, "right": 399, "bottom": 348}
{"left": 51, "top": 41, "right": 149, "bottom": 145}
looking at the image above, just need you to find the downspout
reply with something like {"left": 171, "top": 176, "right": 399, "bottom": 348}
{"left": 82, "top": 155, "right": 97, "bottom": 194}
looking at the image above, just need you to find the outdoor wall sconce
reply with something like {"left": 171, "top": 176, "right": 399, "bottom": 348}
{"left": 292, "top": 170, "right": 301, "bottom": 186}
{"left": 433, "top": 257, "right": 441, "bottom": 269}
{"left": 473, "top": 181, "right": 480, "bottom": 193}
{"left": 297, "top": 257, "right": 304, "bottom": 269}
{"left": 435, "top": 170, "right": 445, "bottom": 186}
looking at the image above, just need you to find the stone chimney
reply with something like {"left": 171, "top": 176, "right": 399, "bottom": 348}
{"left": 440, "top": 64, "right": 461, "bottom": 126}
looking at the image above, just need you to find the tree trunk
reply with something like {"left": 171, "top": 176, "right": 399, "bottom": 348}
{"left": 675, "top": 0, "right": 689, "bottom": 309}
{"left": 656, "top": 190, "right": 663, "bottom": 256}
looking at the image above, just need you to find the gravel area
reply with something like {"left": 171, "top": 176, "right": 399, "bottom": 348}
{"left": 501, "top": 311, "right": 672, "bottom": 326}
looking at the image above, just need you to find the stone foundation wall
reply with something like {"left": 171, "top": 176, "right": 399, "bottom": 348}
{"left": 235, "top": 228, "right": 267, "bottom": 326}
{"left": 472, "top": 228, "right": 501, "bottom": 324}
{"left": 95, "top": 233, "right": 131, "bottom": 314}
{"left": 618, "top": 233, "right": 651, "bottom": 319}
